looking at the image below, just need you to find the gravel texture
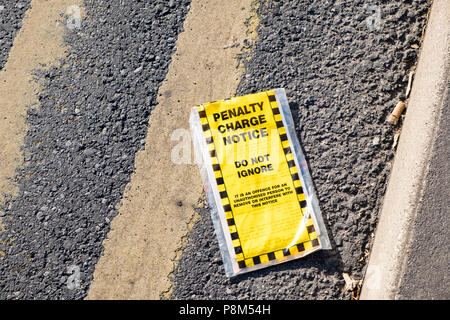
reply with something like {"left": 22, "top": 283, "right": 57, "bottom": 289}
{"left": 0, "top": 0, "right": 191, "bottom": 299}
{"left": 171, "top": 0, "right": 430, "bottom": 299}
{"left": 0, "top": 1, "right": 31, "bottom": 71}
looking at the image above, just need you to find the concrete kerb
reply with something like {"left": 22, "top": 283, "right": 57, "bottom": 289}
{"left": 360, "top": 0, "right": 449, "bottom": 300}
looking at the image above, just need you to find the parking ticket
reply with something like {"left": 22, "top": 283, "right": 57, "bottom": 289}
{"left": 190, "top": 88, "right": 331, "bottom": 276}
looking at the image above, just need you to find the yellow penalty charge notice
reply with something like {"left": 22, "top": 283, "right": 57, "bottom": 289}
{"left": 190, "top": 88, "right": 331, "bottom": 276}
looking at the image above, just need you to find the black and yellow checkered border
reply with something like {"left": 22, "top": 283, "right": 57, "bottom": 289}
{"left": 196, "top": 90, "right": 320, "bottom": 270}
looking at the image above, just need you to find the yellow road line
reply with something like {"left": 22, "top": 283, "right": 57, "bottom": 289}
{"left": 87, "top": 0, "right": 258, "bottom": 300}
{"left": 0, "top": 0, "right": 84, "bottom": 224}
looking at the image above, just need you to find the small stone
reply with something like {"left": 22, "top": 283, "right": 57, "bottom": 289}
{"left": 83, "top": 148, "right": 96, "bottom": 157}
{"left": 63, "top": 240, "right": 72, "bottom": 250}
{"left": 36, "top": 212, "right": 46, "bottom": 221}
{"left": 372, "top": 136, "right": 380, "bottom": 146}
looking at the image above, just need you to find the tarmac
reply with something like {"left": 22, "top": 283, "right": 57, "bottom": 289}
{"left": 0, "top": 0, "right": 446, "bottom": 300}
{"left": 360, "top": 0, "right": 449, "bottom": 300}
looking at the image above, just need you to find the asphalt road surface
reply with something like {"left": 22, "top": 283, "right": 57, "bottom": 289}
{"left": 0, "top": 2, "right": 30, "bottom": 71}
{"left": 0, "top": 0, "right": 430, "bottom": 300}
{"left": 171, "top": 0, "right": 430, "bottom": 299}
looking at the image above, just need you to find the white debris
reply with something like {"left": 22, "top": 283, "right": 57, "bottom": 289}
{"left": 392, "top": 129, "right": 401, "bottom": 150}
{"left": 372, "top": 136, "right": 381, "bottom": 146}
{"left": 405, "top": 71, "right": 415, "bottom": 98}
{"left": 342, "top": 273, "right": 359, "bottom": 292}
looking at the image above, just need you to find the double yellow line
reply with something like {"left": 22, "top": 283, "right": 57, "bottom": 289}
{"left": 86, "top": 0, "right": 259, "bottom": 299}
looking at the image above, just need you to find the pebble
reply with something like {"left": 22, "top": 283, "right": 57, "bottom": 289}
{"left": 372, "top": 136, "right": 380, "bottom": 146}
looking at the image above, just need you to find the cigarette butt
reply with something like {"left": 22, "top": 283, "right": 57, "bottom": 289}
{"left": 387, "top": 101, "right": 406, "bottom": 124}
